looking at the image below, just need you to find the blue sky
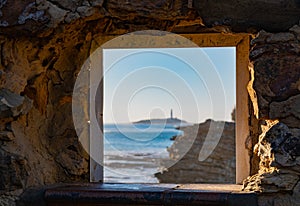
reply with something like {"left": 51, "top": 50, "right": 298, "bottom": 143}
{"left": 103, "top": 47, "right": 236, "bottom": 124}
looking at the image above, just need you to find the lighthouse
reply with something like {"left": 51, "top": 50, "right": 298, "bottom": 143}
{"left": 170, "top": 109, "right": 173, "bottom": 119}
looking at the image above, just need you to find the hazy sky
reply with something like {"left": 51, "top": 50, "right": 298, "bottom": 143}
{"left": 103, "top": 47, "right": 236, "bottom": 124}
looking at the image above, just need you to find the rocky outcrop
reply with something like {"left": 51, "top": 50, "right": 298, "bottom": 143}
{"left": 156, "top": 120, "right": 235, "bottom": 183}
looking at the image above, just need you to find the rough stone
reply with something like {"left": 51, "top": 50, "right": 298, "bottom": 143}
{"left": 76, "top": 6, "right": 95, "bottom": 17}
{"left": 0, "top": 24, "right": 92, "bottom": 204}
{"left": 250, "top": 30, "right": 300, "bottom": 119}
{"left": 37, "top": 1, "right": 68, "bottom": 28}
{"left": 0, "top": 39, "right": 45, "bottom": 94}
{"left": 0, "top": 131, "right": 14, "bottom": 141}
{"left": 0, "top": 189, "right": 23, "bottom": 206}
{"left": 244, "top": 123, "right": 300, "bottom": 194}
{"left": 0, "top": 89, "right": 33, "bottom": 118}
{"left": 64, "top": 12, "right": 80, "bottom": 23}
{"left": 46, "top": 0, "right": 82, "bottom": 12}
{"left": 258, "top": 192, "right": 300, "bottom": 206}
{"left": 244, "top": 172, "right": 299, "bottom": 193}
{"left": 156, "top": 120, "right": 235, "bottom": 183}
{"left": 194, "top": 1, "right": 300, "bottom": 32}
{"left": 0, "top": 1, "right": 299, "bottom": 205}
{"left": 55, "top": 149, "right": 88, "bottom": 176}
{"left": 251, "top": 30, "right": 272, "bottom": 46}
{"left": 289, "top": 25, "right": 300, "bottom": 41}
{"left": 11, "top": 96, "right": 33, "bottom": 117}
{"left": 0, "top": 89, "right": 24, "bottom": 108}
{"left": 17, "top": 2, "right": 47, "bottom": 25}
{"left": 257, "top": 180, "right": 300, "bottom": 206}
{"left": 269, "top": 94, "right": 300, "bottom": 128}
{"left": 266, "top": 33, "right": 295, "bottom": 43}
{"left": 0, "top": 149, "right": 28, "bottom": 191}
{"left": 90, "top": 0, "right": 103, "bottom": 7}
{"left": 0, "top": 1, "right": 299, "bottom": 36}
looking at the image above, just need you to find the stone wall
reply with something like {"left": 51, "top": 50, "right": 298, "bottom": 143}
{"left": 0, "top": 0, "right": 198, "bottom": 36}
{"left": 1, "top": 0, "right": 300, "bottom": 36}
{"left": 244, "top": 27, "right": 300, "bottom": 205}
{"left": 0, "top": 24, "right": 93, "bottom": 205}
{"left": 0, "top": 1, "right": 299, "bottom": 206}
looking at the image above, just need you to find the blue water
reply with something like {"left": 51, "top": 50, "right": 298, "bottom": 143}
{"left": 103, "top": 123, "right": 183, "bottom": 183}
{"left": 104, "top": 123, "right": 183, "bottom": 155}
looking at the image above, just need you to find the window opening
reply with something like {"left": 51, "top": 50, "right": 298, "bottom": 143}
{"left": 103, "top": 47, "right": 236, "bottom": 183}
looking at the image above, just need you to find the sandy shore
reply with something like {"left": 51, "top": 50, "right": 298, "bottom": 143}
{"left": 104, "top": 152, "right": 171, "bottom": 183}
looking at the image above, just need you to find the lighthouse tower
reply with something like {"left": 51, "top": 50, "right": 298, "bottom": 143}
{"left": 170, "top": 109, "right": 173, "bottom": 119}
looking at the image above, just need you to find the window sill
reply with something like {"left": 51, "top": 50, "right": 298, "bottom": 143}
{"left": 45, "top": 183, "right": 257, "bottom": 206}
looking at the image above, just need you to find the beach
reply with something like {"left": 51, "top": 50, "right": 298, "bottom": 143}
{"left": 104, "top": 152, "right": 169, "bottom": 183}
{"left": 103, "top": 123, "right": 183, "bottom": 183}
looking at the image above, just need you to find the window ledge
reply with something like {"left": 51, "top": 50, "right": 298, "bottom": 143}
{"left": 45, "top": 183, "right": 257, "bottom": 206}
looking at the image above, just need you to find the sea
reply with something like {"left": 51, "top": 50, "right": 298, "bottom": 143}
{"left": 103, "top": 123, "right": 184, "bottom": 183}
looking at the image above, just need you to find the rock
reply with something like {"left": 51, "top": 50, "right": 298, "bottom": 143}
{"left": 250, "top": 36, "right": 300, "bottom": 119}
{"left": 0, "top": 131, "right": 14, "bottom": 141}
{"left": 194, "top": 1, "right": 300, "bottom": 32}
{"left": 257, "top": 181, "right": 300, "bottom": 206}
{"left": 262, "top": 172, "right": 299, "bottom": 192}
{"left": 0, "top": 27, "right": 91, "bottom": 203}
{"left": 258, "top": 192, "right": 300, "bottom": 206}
{"left": 12, "top": 96, "right": 33, "bottom": 116}
{"left": 17, "top": 2, "right": 47, "bottom": 25}
{"left": 55, "top": 149, "right": 88, "bottom": 176}
{"left": 0, "top": 39, "right": 45, "bottom": 94}
{"left": 244, "top": 123, "right": 300, "bottom": 194}
{"left": 76, "top": 6, "right": 95, "bottom": 17}
{"left": 266, "top": 33, "right": 295, "bottom": 43}
{"left": 0, "top": 1, "right": 299, "bottom": 36}
{"left": 0, "top": 190, "right": 23, "bottom": 206}
{"left": 251, "top": 30, "right": 272, "bottom": 45}
{"left": 0, "top": 0, "right": 43, "bottom": 28}
{"left": 249, "top": 45, "right": 274, "bottom": 60}
{"left": 156, "top": 120, "right": 235, "bottom": 183}
{"left": 0, "top": 89, "right": 24, "bottom": 108}
{"left": 90, "top": 0, "right": 104, "bottom": 7}
{"left": 293, "top": 181, "right": 300, "bottom": 200}
{"left": 269, "top": 94, "right": 300, "bottom": 128}
{"left": 244, "top": 171, "right": 299, "bottom": 193}
{"left": 44, "top": 0, "right": 82, "bottom": 12}
{"left": 289, "top": 25, "right": 300, "bottom": 41}
{"left": 64, "top": 12, "right": 80, "bottom": 23}
{"left": 0, "top": 149, "right": 28, "bottom": 191}
{"left": 0, "top": 1, "right": 299, "bottom": 205}
{"left": 37, "top": 1, "right": 68, "bottom": 28}
{"left": 0, "top": 89, "right": 33, "bottom": 118}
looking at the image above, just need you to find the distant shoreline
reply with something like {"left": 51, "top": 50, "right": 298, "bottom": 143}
{"left": 134, "top": 117, "right": 190, "bottom": 126}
